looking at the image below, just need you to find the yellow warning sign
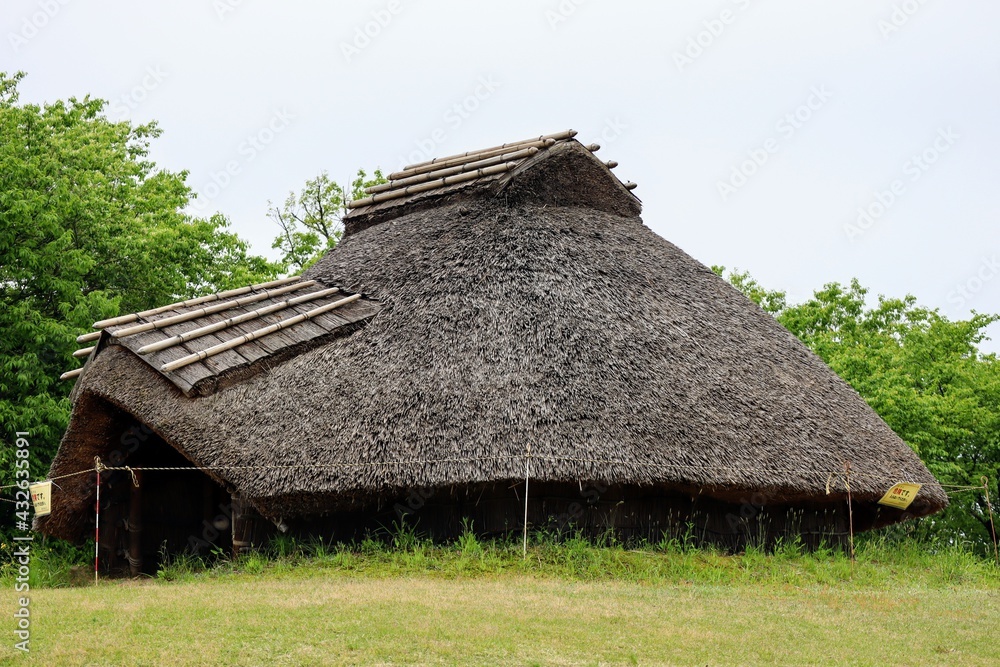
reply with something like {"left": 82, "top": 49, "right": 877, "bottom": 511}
{"left": 29, "top": 481, "right": 52, "bottom": 517}
{"left": 878, "top": 482, "right": 922, "bottom": 510}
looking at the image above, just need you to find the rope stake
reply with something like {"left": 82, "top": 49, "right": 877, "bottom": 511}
{"left": 845, "top": 461, "right": 855, "bottom": 563}
{"left": 983, "top": 476, "right": 999, "bottom": 567}
{"left": 94, "top": 457, "right": 101, "bottom": 585}
{"left": 523, "top": 443, "right": 531, "bottom": 558}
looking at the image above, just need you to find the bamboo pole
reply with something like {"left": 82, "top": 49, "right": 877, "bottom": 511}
{"left": 387, "top": 140, "right": 554, "bottom": 181}
{"left": 76, "top": 331, "right": 102, "bottom": 344}
{"left": 112, "top": 281, "right": 316, "bottom": 339}
{"left": 137, "top": 286, "right": 342, "bottom": 355}
{"left": 523, "top": 443, "right": 531, "bottom": 558}
{"left": 605, "top": 161, "right": 619, "bottom": 169}
{"left": 160, "top": 293, "right": 362, "bottom": 373}
{"left": 92, "top": 276, "right": 302, "bottom": 329}
{"left": 349, "top": 163, "right": 518, "bottom": 210}
{"left": 128, "top": 470, "right": 143, "bottom": 577}
{"left": 845, "top": 461, "right": 855, "bottom": 562}
{"left": 232, "top": 493, "right": 253, "bottom": 558}
{"left": 365, "top": 147, "right": 539, "bottom": 195}
{"left": 73, "top": 346, "right": 95, "bottom": 358}
{"left": 60, "top": 368, "right": 84, "bottom": 381}
{"left": 624, "top": 182, "right": 638, "bottom": 190}
{"left": 401, "top": 130, "right": 575, "bottom": 171}
{"left": 94, "top": 461, "right": 101, "bottom": 585}
{"left": 983, "top": 476, "right": 999, "bottom": 567}
{"left": 585, "top": 143, "right": 600, "bottom": 152}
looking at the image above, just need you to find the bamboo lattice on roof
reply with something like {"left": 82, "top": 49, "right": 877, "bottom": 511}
{"left": 161, "top": 294, "right": 362, "bottom": 373}
{"left": 365, "top": 147, "right": 539, "bottom": 195}
{"left": 137, "top": 286, "right": 343, "bottom": 355}
{"left": 61, "top": 276, "right": 380, "bottom": 396}
{"left": 346, "top": 129, "right": 637, "bottom": 218}
{"left": 348, "top": 162, "right": 519, "bottom": 210}
{"left": 110, "top": 281, "right": 317, "bottom": 339}
{"left": 92, "top": 276, "right": 302, "bottom": 329}
{"left": 401, "top": 129, "right": 577, "bottom": 170}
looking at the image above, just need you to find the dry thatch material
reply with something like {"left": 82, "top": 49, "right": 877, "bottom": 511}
{"left": 38, "top": 134, "right": 946, "bottom": 542}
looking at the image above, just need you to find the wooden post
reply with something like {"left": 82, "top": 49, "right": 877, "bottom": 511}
{"left": 845, "top": 462, "right": 855, "bottom": 563}
{"left": 203, "top": 476, "right": 216, "bottom": 545}
{"left": 128, "top": 470, "right": 143, "bottom": 577}
{"left": 231, "top": 493, "right": 251, "bottom": 558}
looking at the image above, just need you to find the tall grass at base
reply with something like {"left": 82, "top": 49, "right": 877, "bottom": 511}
{"left": 0, "top": 536, "right": 94, "bottom": 588}
{"left": 4, "top": 526, "right": 998, "bottom": 590}
{"left": 155, "top": 547, "right": 206, "bottom": 583}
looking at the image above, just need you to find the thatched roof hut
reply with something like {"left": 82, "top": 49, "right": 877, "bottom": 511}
{"left": 40, "top": 130, "right": 945, "bottom": 567}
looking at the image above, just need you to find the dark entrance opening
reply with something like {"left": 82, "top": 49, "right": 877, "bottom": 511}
{"left": 97, "top": 413, "right": 232, "bottom": 576}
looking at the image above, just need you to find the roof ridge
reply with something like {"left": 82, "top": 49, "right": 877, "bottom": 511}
{"left": 345, "top": 129, "right": 620, "bottom": 216}
{"left": 400, "top": 129, "right": 576, "bottom": 171}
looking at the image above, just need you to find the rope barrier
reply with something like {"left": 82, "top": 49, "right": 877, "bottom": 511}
{"left": 945, "top": 488, "right": 985, "bottom": 496}
{"left": 0, "top": 468, "right": 95, "bottom": 491}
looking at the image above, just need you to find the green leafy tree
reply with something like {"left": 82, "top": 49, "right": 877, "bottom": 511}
{"left": 717, "top": 267, "right": 1000, "bottom": 550}
{"left": 0, "top": 71, "right": 282, "bottom": 490}
{"left": 711, "top": 266, "right": 787, "bottom": 315}
{"left": 270, "top": 168, "right": 386, "bottom": 272}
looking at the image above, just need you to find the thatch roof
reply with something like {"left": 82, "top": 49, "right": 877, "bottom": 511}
{"left": 39, "top": 132, "right": 946, "bottom": 541}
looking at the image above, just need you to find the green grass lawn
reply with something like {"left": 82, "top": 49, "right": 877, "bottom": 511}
{"left": 2, "top": 539, "right": 998, "bottom": 666}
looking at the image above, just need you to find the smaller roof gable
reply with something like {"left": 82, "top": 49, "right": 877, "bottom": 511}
{"left": 343, "top": 129, "right": 638, "bottom": 233}
{"left": 63, "top": 276, "right": 380, "bottom": 397}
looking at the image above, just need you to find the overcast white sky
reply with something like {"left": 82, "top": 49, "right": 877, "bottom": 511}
{"left": 5, "top": 0, "right": 999, "bottom": 350}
